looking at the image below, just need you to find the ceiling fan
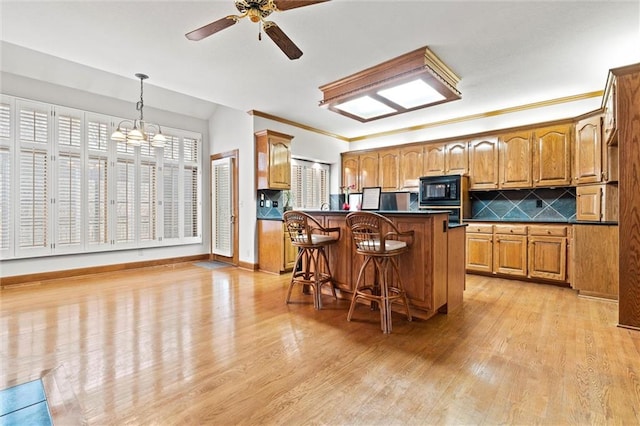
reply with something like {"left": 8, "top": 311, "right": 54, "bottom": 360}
{"left": 185, "top": 0, "right": 329, "bottom": 60}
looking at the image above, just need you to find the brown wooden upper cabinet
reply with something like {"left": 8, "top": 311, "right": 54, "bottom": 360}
{"left": 423, "top": 141, "right": 468, "bottom": 177}
{"left": 359, "top": 152, "right": 379, "bottom": 190}
{"left": 532, "top": 124, "right": 573, "bottom": 187}
{"left": 342, "top": 152, "right": 359, "bottom": 191}
{"left": 602, "top": 73, "right": 617, "bottom": 146}
{"left": 399, "top": 145, "right": 423, "bottom": 191}
{"left": 574, "top": 114, "right": 604, "bottom": 185}
{"left": 446, "top": 141, "right": 469, "bottom": 175}
{"left": 342, "top": 151, "right": 379, "bottom": 191}
{"left": 498, "top": 131, "right": 532, "bottom": 188}
{"left": 255, "top": 129, "right": 292, "bottom": 190}
{"left": 468, "top": 137, "right": 499, "bottom": 189}
{"left": 378, "top": 148, "right": 400, "bottom": 191}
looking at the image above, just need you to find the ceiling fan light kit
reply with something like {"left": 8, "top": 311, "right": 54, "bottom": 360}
{"left": 185, "top": 0, "right": 329, "bottom": 60}
{"left": 110, "top": 73, "right": 166, "bottom": 148}
{"left": 319, "top": 46, "right": 462, "bottom": 122}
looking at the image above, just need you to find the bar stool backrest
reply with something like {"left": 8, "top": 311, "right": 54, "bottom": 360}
{"left": 283, "top": 211, "right": 339, "bottom": 247}
{"left": 346, "top": 211, "right": 413, "bottom": 255}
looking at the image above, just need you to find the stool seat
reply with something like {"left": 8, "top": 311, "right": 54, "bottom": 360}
{"left": 283, "top": 211, "right": 341, "bottom": 310}
{"left": 346, "top": 211, "right": 414, "bottom": 334}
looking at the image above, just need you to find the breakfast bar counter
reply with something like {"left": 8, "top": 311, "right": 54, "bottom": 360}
{"left": 305, "top": 210, "right": 466, "bottom": 320}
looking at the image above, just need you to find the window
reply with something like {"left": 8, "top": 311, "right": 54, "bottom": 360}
{"left": 291, "top": 158, "right": 330, "bottom": 210}
{"left": 0, "top": 94, "right": 202, "bottom": 259}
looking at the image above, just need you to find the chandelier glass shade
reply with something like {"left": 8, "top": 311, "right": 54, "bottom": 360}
{"left": 111, "top": 73, "right": 166, "bottom": 148}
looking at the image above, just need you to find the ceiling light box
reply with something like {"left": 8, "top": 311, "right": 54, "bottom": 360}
{"left": 319, "top": 46, "right": 461, "bottom": 122}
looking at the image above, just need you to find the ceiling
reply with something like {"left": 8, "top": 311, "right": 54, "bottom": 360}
{"left": 1, "top": 1, "right": 639, "bottom": 140}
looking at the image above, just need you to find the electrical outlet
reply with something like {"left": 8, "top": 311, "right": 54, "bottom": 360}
{"left": 266, "top": 200, "right": 271, "bottom": 208}
{"left": 259, "top": 200, "right": 264, "bottom": 207}
{"left": 272, "top": 201, "right": 278, "bottom": 207}
{"left": 536, "top": 199, "right": 543, "bottom": 208}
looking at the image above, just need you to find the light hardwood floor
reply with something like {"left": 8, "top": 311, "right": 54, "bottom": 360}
{"left": 1, "top": 263, "right": 639, "bottom": 425}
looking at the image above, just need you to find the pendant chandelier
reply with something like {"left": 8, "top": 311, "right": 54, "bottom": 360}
{"left": 110, "top": 73, "right": 166, "bottom": 148}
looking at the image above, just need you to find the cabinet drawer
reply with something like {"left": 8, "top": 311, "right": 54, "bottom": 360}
{"left": 528, "top": 225, "right": 567, "bottom": 237}
{"left": 494, "top": 225, "right": 528, "bottom": 235}
{"left": 467, "top": 224, "right": 493, "bottom": 234}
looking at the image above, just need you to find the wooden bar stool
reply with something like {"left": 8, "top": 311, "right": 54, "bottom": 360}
{"left": 283, "top": 211, "right": 341, "bottom": 309}
{"left": 345, "top": 211, "right": 414, "bottom": 333}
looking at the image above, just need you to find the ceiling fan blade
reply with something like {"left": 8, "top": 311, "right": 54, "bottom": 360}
{"left": 185, "top": 16, "right": 237, "bottom": 41}
{"left": 273, "top": 0, "right": 330, "bottom": 11}
{"left": 263, "top": 22, "right": 303, "bottom": 60}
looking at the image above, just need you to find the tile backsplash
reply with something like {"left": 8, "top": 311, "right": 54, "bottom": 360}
{"left": 470, "top": 187, "right": 576, "bottom": 221}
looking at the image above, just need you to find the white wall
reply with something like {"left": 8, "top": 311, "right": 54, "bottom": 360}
{"left": 208, "top": 106, "right": 256, "bottom": 264}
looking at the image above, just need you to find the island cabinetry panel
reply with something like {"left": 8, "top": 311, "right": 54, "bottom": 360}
{"left": 378, "top": 148, "right": 400, "bottom": 191}
{"left": 493, "top": 225, "right": 528, "bottom": 276}
{"left": 323, "top": 214, "right": 354, "bottom": 293}
{"left": 573, "top": 224, "right": 618, "bottom": 299}
{"left": 255, "top": 130, "right": 292, "bottom": 190}
{"left": 469, "top": 137, "right": 499, "bottom": 189}
{"left": 532, "top": 124, "right": 573, "bottom": 187}
{"left": 399, "top": 145, "right": 423, "bottom": 191}
{"left": 498, "top": 131, "right": 532, "bottom": 188}
{"left": 308, "top": 211, "right": 459, "bottom": 320}
{"left": 465, "top": 224, "right": 494, "bottom": 273}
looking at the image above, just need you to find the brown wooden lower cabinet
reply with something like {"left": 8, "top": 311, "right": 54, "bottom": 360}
{"left": 257, "top": 219, "right": 295, "bottom": 274}
{"left": 307, "top": 211, "right": 464, "bottom": 320}
{"left": 465, "top": 222, "right": 570, "bottom": 284}
{"left": 572, "top": 224, "right": 619, "bottom": 299}
{"left": 465, "top": 224, "right": 493, "bottom": 273}
{"left": 494, "top": 225, "right": 528, "bottom": 276}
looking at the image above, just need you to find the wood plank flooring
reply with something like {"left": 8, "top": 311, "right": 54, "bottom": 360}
{"left": 1, "top": 263, "right": 639, "bottom": 425}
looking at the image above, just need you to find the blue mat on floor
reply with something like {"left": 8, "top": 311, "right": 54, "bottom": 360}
{"left": 194, "top": 261, "right": 232, "bottom": 270}
{"left": 0, "top": 379, "right": 52, "bottom": 425}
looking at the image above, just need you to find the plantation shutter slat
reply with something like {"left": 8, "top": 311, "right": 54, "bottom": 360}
{"left": 116, "top": 159, "right": 136, "bottom": 243}
{"left": 18, "top": 102, "right": 50, "bottom": 253}
{"left": 56, "top": 111, "right": 83, "bottom": 248}
{"left": 183, "top": 166, "right": 198, "bottom": 238}
{"left": 140, "top": 161, "right": 157, "bottom": 241}
{"left": 0, "top": 102, "right": 12, "bottom": 255}
{"left": 163, "top": 163, "right": 180, "bottom": 239}
{"left": 0, "top": 147, "right": 10, "bottom": 252}
{"left": 87, "top": 117, "right": 109, "bottom": 246}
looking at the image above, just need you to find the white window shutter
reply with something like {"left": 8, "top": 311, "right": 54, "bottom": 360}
{"left": 163, "top": 163, "right": 180, "bottom": 239}
{"left": 55, "top": 108, "right": 83, "bottom": 251}
{"left": 212, "top": 157, "right": 233, "bottom": 257}
{"left": 0, "top": 100, "right": 12, "bottom": 258}
{"left": 139, "top": 161, "right": 157, "bottom": 242}
{"left": 87, "top": 116, "right": 110, "bottom": 247}
{"left": 17, "top": 101, "right": 51, "bottom": 256}
{"left": 116, "top": 158, "right": 136, "bottom": 243}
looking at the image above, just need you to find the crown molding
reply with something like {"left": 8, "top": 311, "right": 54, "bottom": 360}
{"left": 249, "top": 90, "right": 603, "bottom": 143}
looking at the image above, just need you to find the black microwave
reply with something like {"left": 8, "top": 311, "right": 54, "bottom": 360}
{"left": 419, "top": 174, "right": 462, "bottom": 207}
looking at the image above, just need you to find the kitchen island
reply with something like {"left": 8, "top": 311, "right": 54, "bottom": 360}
{"left": 305, "top": 210, "right": 466, "bottom": 320}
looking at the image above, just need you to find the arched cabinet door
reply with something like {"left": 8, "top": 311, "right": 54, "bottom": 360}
{"left": 468, "top": 137, "right": 499, "bottom": 189}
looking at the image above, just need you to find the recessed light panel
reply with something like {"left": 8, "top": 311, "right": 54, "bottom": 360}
{"left": 377, "top": 79, "right": 446, "bottom": 109}
{"left": 334, "top": 96, "right": 397, "bottom": 120}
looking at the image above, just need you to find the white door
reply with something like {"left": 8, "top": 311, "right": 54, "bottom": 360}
{"left": 211, "top": 157, "right": 233, "bottom": 257}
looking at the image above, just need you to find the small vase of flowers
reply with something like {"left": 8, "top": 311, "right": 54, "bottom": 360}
{"left": 341, "top": 184, "right": 355, "bottom": 210}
